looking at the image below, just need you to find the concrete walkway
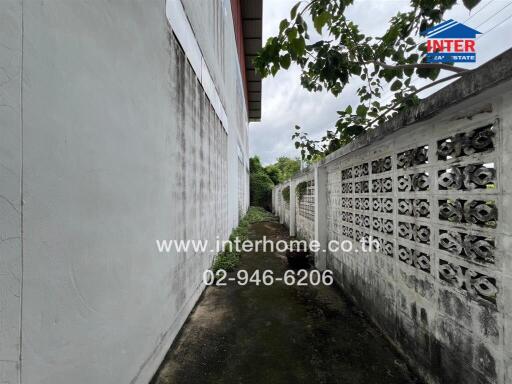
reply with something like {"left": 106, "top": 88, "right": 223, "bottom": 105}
{"left": 152, "top": 220, "right": 421, "bottom": 384}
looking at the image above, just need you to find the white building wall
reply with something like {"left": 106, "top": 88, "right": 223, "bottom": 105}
{"left": 0, "top": 1, "right": 22, "bottom": 383}
{"left": 0, "top": 0, "right": 250, "bottom": 383}
{"left": 179, "top": 0, "right": 250, "bottom": 230}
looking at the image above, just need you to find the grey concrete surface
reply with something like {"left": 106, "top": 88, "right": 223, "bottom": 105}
{"left": 0, "top": 1, "right": 22, "bottom": 383}
{"left": 0, "top": 0, "right": 251, "bottom": 383}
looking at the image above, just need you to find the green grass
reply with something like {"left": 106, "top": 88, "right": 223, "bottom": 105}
{"left": 241, "top": 206, "right": 276, "bottom": 225}
{"left": 212, "top": 206, "right": 276, "bottom": 272}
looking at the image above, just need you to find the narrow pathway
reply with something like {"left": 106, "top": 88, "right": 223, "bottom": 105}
{"left": 152, "top": 220, "right": 421, "bottom": 384}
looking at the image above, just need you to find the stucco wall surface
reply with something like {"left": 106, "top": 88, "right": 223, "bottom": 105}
{"left": 180, "top": 0, "right": 250, "bottom": 231}
{"left": 0, "top": 0, "right": 250, "bottom": 383}
{"left": 0, "top": 1, "right": 22, "bottom": 383}
{"left": 295, "top": 179, "right": 315, "bottom": 242}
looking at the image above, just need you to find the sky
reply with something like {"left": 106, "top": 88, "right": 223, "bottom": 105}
{"left": 249, "top": 0, "right": 512, "bottom": 165}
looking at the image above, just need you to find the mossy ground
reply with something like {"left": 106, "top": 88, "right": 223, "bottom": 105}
{"left": 212, "top": 206, "right": 277, "bottom": 272}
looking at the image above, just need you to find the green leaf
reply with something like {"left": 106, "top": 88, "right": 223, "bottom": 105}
{"left": 349, "top": 64, "right": 362, "bottom": 76}
{"left": 313, "top": 11, "right": 330, "bottom": 34}
{"left": 390, "top": 80, "right": 402, "bottom": 91}
{"left": 356, "top": 105, "right": 367, "bottom": 117}
{"left": 290, "top": 2, "right": 301, "bottom": 19}
{"left": 286, "top": 27, "right": 298, "bottom": 41}
{"left": 463, "top": 0, "right": 481, "bottom": 10}
{"left": 381, "top": 68, "right": 400, "bottom": 82}
{"left": 346, "top": 125, "right": 364, "bottom": 136}
{"left": 407, "top": 53, "right": 419, "bottom": 64}
{"left": 345, "top": 105, "right": 352, "bottom": 114}
{"left": 280, "top": 54, "right": 291, "bottom": 69}
{"left": 279, "top": 19, "right": 289, "bottom": 34}
{"left": 291, "top": 37, "right": 306, "bottom": 56}
{"left": 428, "top": 68, "right": 440, "bottom": 81}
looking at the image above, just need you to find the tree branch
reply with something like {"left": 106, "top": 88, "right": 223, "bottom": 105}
{"left": 368, "top": 61, "right": 468, "bottom": 74}
{"left": 298, "top": 0, "right": 318, "bottom": 17}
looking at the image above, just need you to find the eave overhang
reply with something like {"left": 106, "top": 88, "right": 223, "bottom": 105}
{"left": 241, "top": 0, "right": 262, "bottom": 122}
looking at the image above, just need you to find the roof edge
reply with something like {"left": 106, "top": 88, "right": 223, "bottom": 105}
{"left": 240, "top": 0, "right": 262, "bottom": 122}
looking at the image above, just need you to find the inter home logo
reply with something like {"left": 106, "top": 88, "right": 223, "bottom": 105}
{"left": 421, "top": 19, "right": 482, "bottom": 63}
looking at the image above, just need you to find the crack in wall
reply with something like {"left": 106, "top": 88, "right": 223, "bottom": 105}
{"left": 0, "top": 194, "right": 20, "bottom": 214}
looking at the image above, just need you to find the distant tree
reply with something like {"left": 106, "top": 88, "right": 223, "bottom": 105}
{"left": 273, "top": 156, "right": 301, "bottom": 181}
{"left": 249, "top": 156, "right": 274, "bottom": 210}
{"left": 255, "top": 0, "right": 480, "bottom": 160}
{"left": 250, "top": 156, "right": 264, "bottom": 173}
{"left": 264, "top": 164, "right": 282, "bottom": 185}
{"left": 249, "top": 155, "right": 302, "bottom": 209}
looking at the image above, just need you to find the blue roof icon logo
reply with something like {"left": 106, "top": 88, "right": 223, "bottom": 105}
{"left": 421, "top": 19, "right": 482, "bottom": 38}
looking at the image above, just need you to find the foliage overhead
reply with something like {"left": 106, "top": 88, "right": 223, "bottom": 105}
{"left": 254, "top": 0, "right": 480, "bottom": 160}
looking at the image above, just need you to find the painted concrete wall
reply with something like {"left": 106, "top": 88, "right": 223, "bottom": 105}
{"left": 0, "top": 1, "right": 22, "bottom": 383}
{"left": 274, "top": 176, "right": 315, "bottom": 242}
{"left": 0, "top": 0, "right": 250, "bottom": 383}
{"left": 295, "top": 179, "right": 315, "bottom": 242}
{"left": 180, "top": 0, "right": 250, "bottom": 231}
{"left": 283, "top": 194, "right": 290, "bottom": 227}
{"left": 274, "top": 77, "right": 512, "bottom": 384}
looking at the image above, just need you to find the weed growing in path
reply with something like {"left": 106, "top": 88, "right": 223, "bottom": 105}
{"left": 212, "top": 207, "right": 276, "bottom": 272}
